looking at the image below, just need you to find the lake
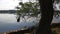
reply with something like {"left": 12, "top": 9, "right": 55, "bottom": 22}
{"left": 0, "top": 13, "right": 37, "bottom": 33}
{"left": 0, "top": 13, "right": 60, "bottom": 33}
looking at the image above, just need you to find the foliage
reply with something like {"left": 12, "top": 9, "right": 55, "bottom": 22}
{"left": 16, "top": 0, "right": 60, "bottom": 18}
{"left": 53, "top": 0, "right": 60, "bottom": 18}
{"left": 16, "top": 1, "right": 40, "bottom": 17}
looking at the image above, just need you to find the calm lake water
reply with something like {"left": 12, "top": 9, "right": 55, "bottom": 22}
{"left": 0, "top": 13, "right": 37, "bottom": 33}
{"left": 0, "top": 13, "right": 60, "bottom": 33}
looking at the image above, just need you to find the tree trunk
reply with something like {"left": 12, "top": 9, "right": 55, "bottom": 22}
{"left": 17, "top": 15, "right": 20, "bottom": 22}
{"left": 36, "top": 0, "right": 54, "bottom": 34}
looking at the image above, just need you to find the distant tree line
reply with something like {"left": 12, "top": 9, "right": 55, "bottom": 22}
{"left": 0, "top": 10, "right": 16, "bottom": 13}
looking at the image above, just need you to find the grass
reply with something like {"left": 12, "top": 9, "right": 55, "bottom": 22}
{"left": 52, "top": 28, "right": 60, "bottom": 34}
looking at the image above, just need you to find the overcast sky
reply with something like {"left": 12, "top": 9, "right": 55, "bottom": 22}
{"left": 0, "top": 0, "right": 59, "bottom": 10}
{"left": 0, "top": 0, "right": 29, "bottom": 10}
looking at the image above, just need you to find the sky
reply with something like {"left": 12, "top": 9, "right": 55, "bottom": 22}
{"left": 0, "top": 0, "right": 29, "bottom": 10}
{"left": 0, "top": 0, "right": 59, "bottom": 10}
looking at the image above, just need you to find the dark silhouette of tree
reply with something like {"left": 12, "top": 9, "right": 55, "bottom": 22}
{"left": 36, "top": 0, "right": 54, "bottom": 34}
{"left": 17, "top": 15, "right": 20, "bottom": 22}
{"left": 16, "top": 14, "right": 21, "bottom": 22}
{"left": 16, "top": 1, "right": 40, "bottom": 22}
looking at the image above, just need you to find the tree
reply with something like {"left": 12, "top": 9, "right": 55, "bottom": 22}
{"left": 16, "top": 1, "right": 40, "bottom": 22}
{"left": 36, "top": 0, "right": 54, "bottom": 34}
{"left": 53, "top": 0, "right": 60, "bottom": 18}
